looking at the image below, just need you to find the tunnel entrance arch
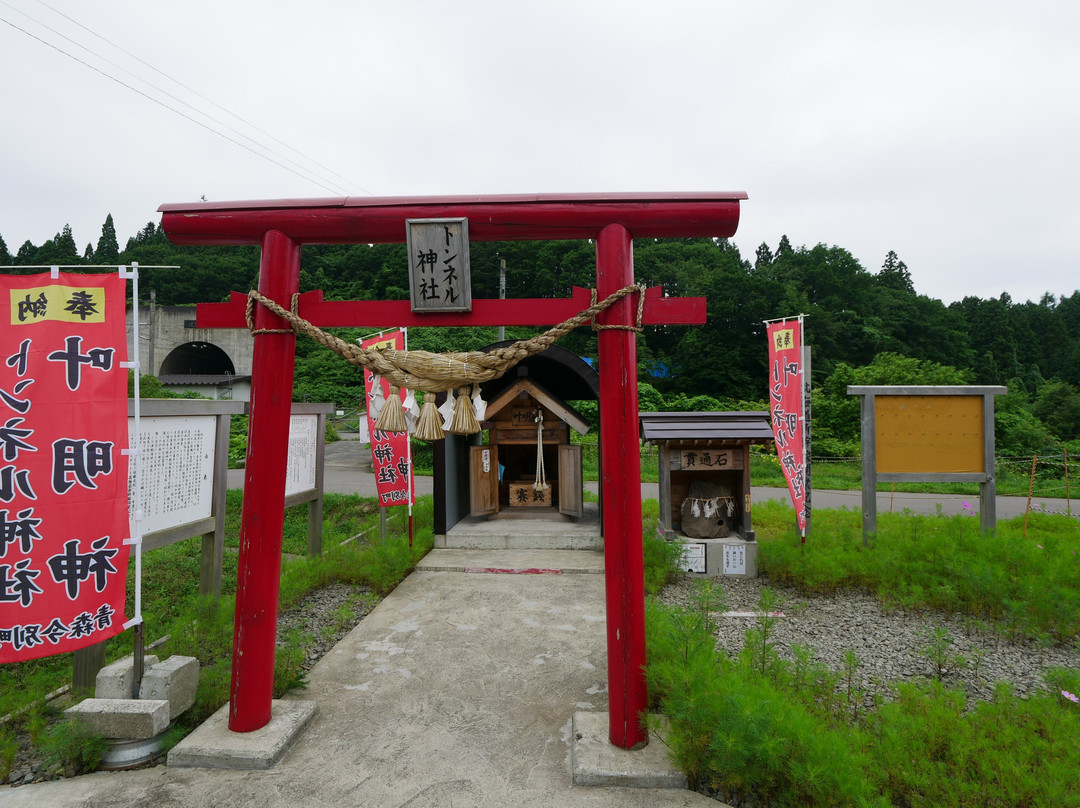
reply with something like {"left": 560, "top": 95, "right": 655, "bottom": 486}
{"left": 158, "top": 341, "right": 236, "bottom": 376}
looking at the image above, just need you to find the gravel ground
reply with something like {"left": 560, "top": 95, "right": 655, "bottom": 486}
{"left": 657, "top": 574, "right": 1080, "bottom": 708}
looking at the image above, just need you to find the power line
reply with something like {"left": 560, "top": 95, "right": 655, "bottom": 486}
{"left": 0, "top": 3, "right": 369, "bottom": 196}
{"left": 34, "top": 0, "right": 372, "bottom": 196}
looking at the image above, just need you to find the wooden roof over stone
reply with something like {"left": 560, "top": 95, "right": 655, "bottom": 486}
{"left": 639, "top": 411, "right": 774, "bottom": 445}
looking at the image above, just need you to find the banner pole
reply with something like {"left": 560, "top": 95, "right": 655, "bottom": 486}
{"left": 404, "top": 327, "right": 413, "bottom": 547}
{"left": 120, "top": 262, "right": 145, "bottom": 694}
{"left": 801, "top": 318, "right": 810, "bottom": 542}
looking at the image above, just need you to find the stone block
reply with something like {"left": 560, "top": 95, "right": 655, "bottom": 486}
{"left": 95, "top": 654, "right": 160, "bottom": 700}
{"left": 571, "top": 711, "right": 687, "bottom": 789}
{"left": 140, "top": 655, "right": 200, "bottom": 720}
{"left": 65, "top": 698, "right": 170, "bottom": 740}
{"left": 678, "top": 537, "right": 758, "bottom": 579}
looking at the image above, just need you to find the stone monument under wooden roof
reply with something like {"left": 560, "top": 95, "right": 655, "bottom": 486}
{"left": 640, "top": 411, "right": 773, "bottom": 578}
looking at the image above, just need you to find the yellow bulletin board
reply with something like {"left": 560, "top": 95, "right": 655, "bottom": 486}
{"left": 875, "top": 395, "right": 984, "bottom": 474}
{"left": 847, "top": 384, "right": 1007, "bottom": 543}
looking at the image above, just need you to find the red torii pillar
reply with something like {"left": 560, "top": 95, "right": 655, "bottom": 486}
{"left": 161, "top": 192, "right": 745, "bottom": 749}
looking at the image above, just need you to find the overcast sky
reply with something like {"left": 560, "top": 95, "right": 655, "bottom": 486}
{"left": 1, "top": 0, "right": 1077, "bottom": 305}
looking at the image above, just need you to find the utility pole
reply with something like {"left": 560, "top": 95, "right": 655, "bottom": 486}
{"left": 148, "top": 289, "right": 157, "bottom": 375}
{"left": 497, "top": 258, "right": 506, "bottom": 342}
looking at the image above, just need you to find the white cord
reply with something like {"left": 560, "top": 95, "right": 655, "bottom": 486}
{"left": 534, "top": 409, "right": 548, "bottom": 491}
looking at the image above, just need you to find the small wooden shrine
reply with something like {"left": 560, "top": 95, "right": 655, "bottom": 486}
{"left": 469, "top": 373, "right": 588, "bottom": 518}
{"left": 434, "top": 343, "right": 600, "bottom": 538}
{"left": 640, "top": 411, "right": 773, "bottom": 577}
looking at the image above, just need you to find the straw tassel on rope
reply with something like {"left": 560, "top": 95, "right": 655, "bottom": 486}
{"left": 375, "top": 385, "right": 408, "bottom": 433}
{"left": 448, "top": 386, "right": 481, "bottom": 435}
{"left": 413, "top": 397, "right": 445, "bottom": 441}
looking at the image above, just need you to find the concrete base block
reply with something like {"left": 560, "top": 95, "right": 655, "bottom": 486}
{"left": 167, "top": 700, "right": 318, "bottom": 770}
{"left": 677, "top": 537, "right": 758, "bottom": 579}
{"left": 571, "top": 711, "right": 688, "bottom": 790}
{"left": 65, "top": 698, "right": 170, "bottom": 740}
{"left": 95, "top": 654, "right": 160, "bottom": 699}
{"left": 141, "top": 655, "right": 199, "bottom": 720}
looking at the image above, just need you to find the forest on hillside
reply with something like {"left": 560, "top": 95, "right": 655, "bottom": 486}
{"left": 4, "top": 215, "right": 1079, "bottom": 458}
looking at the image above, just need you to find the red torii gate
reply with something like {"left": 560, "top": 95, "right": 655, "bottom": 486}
{"left": 159, "top": 192, "right": 745, "bottom": 750}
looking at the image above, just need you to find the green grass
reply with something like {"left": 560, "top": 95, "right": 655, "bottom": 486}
{"left": 754, "top": 501, "right": 1080, "bottom": 644}
{"left": 748, "top": 451, "right": 1076, "bottom": 499}
{"left": 647, "top": 595, "right": 1080, "bottom": 808}
{"left": 642, "top": 500, "right": 1080, "bottom": 806}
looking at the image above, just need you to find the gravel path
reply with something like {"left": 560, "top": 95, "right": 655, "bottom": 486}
{"left": 657, "top": 574, "right": 1080, "bottom": 707}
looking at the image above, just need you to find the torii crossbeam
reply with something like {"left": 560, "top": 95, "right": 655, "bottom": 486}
{"left": 159, "top": 192, "right": 745, "bottom": 751}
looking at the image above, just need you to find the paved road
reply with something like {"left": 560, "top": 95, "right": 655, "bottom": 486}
{"left": 229, "top": 438, "right": 1074, "bottom": 521}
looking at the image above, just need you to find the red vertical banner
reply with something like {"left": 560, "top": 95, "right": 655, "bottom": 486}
{"left": 766, "top": 317, "right": 808, "bottom": 533}
{"left": 361, "top": 330, "right": 414, "bottom": 507}
{"left": 0, "top": 272, "right": 129, "bottom": 663}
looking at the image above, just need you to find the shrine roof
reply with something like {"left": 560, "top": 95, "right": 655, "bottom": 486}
{"left": 484, "top": 377, "right": 591, "bottom": 436}
{"left": 480, "top": 342, "right": 599, "bottom": 403}
{"left": 639, "top": 411, "right": 774, "bottom": 444}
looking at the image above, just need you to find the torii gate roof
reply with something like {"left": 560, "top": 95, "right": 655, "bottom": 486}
{"left": 159, "top": 191, "right": 747, "bottom": 245}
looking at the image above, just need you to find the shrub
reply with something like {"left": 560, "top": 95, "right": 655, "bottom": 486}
{"left": 39, "top": 719, "right": 108, "bottom": 775}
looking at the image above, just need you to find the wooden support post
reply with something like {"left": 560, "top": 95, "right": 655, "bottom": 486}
{"left": 229, "top": 230, "right": 301, "bottom": 732}
{"left": 596, "top": 224, "right": 648, "bottom": 750}
{"left": 657, "top": 443, "right": 672, "bottom": 535}
{"left": 72, "top": 640, "right": 107, "bottom": 693}
{"left": 307, "top": 411, "right": 328, "bottom": 556}
{"left": 859, "top": 392, "right": 877, "bottom": 545}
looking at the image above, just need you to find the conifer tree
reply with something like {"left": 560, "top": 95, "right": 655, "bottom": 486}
{"left": 15, "top": 240, "right": 36, "bottom": 264}
{"left": 877, "top": 250, "right": 914, "bottom": 293}
{"left": 55, "top": 224, "right": 79, "bottom": 261}
{"left": 94, "top": 214, "right": 120, "bottom": 263}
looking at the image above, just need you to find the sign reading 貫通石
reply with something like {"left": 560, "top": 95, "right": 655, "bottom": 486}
{"left": 0, "top": 273, "right": 129, "bottom": 663}
{"left": 406, "top": 218, "right": 471, "bottom": 313}
{"left": 766, "top": 316, "right": 807, "bottom": 534}
{"left": 361, "top": 331, "right": 415, "bottom": 507}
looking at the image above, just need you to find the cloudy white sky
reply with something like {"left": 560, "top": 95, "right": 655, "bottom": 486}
{"left": 1, "top": 0, "right": 1077, "bottom": 305}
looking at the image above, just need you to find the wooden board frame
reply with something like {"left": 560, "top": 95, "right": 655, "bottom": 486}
{"left": 848, "top": 385, "right": 1007, "bottom": 542}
